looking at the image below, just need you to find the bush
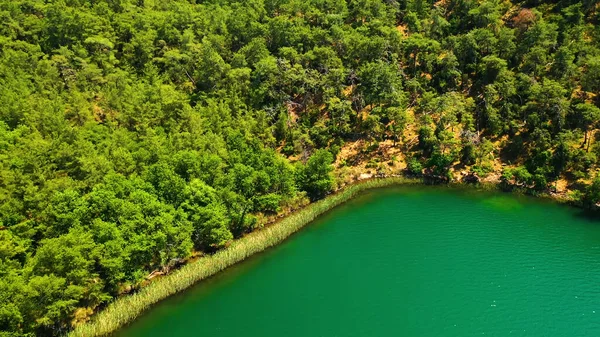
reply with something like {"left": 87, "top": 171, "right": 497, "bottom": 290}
{"left": 254, "top": 193, "right": 282, "bottom": 213}
{"left": 502, "top": 166, "right": 533, "bottom": 186}
{"left": 296, "top": 149, "right": 334, "bottom": 201}
{"left": 407, "top": 158, "right": 423, "bottom": 176}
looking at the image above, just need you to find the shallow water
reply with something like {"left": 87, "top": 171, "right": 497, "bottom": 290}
{"left": 115, "top": 186, "right": 600, "bottom": 337}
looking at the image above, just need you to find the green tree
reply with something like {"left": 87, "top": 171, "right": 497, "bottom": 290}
{"left": 583, "top": 176, "right": 600, "bottom": 209}
{"left": 180, "top": 180, "right": 232, "bottom": 250}
{"left": 296, "top": 149, "right": 334, "bottom": 201}
{"left": 573, "top": 103, "right": 600, "bottom": 150}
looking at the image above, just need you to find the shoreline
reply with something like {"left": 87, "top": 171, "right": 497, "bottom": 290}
{"left": 68, "top": 177, "right": 420, "bottom": 337}
{"left": 68, "top": 175, "right": 587, "bottom": 337}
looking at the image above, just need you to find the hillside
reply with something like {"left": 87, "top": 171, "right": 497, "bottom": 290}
{"left": 1, "top": 0, "right": 600, "bottom": 335}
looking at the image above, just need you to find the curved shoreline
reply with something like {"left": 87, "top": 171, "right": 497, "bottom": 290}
{"left": 69, "top": 177, "right": 421, "bottom": 337}
{"left": 68, "top": 174, "right": 589, "bottom": 337}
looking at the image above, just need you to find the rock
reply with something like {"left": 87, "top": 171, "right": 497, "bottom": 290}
{"left": 462, "top": 172, "right": 480, "bottom": 184}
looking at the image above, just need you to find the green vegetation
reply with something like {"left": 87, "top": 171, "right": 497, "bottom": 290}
{"left": 0, "top": 0, "right": 599, "bottom": 336}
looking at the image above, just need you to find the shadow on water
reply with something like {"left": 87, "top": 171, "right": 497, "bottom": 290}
{"left": 573, "top": 208, "right": 600, "bottom": 223}
{"left": 381, "top": 184, "right": 600, "bottom": 231}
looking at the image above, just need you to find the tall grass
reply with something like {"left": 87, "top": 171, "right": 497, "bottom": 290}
{"left": 68, "top": 177, "right": 419, "bottom": 337}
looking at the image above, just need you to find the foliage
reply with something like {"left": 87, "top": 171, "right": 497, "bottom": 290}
{"left": 296, "top": 150, "right": 335, "bottom": 201}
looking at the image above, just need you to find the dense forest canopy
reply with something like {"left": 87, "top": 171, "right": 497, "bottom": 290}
{"left": 0, "top": 0, "right": 599, "bottom": 335}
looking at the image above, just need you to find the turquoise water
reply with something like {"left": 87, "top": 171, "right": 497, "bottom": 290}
{"left": 115, "top": 186, "right": 600, "bottom": 337}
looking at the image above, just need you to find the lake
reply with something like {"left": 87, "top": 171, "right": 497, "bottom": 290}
{"left": 115, "top": 186, "right": 600, "bottom": 337}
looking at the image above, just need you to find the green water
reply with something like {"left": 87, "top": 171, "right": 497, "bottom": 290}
{"left": 116, "top": 186, "right": 600, "bottom": 337}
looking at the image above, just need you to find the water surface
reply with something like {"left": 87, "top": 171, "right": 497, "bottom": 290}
{"left": 116, "top": 186, "right": 600, "bottom": 337}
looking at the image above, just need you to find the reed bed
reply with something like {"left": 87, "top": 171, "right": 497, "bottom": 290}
{"left": 68, "top": 177, "right": 419, "bottom": 337}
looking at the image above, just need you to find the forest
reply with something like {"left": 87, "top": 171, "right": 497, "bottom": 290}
{"left": 0, "top": 0, "right": 599, "bottom": 335}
